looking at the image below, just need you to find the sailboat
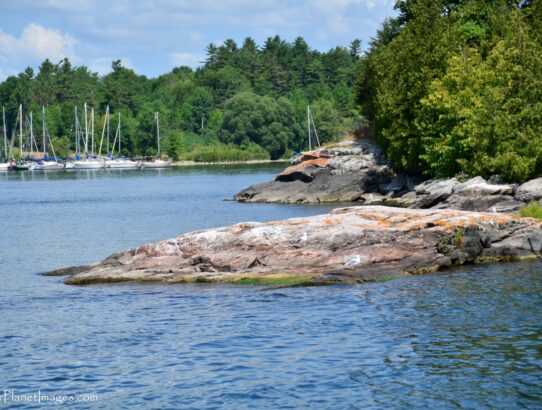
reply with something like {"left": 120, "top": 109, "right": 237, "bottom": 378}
{"left": 30, "top": 107, "right": 64, "bottom": 171}
{"left": 290, "top": 106, "right": 328, "bottom": 165}
{"left": 11, "top": 105, "right": 33, "bottom": 171}
{"left": 107, "top": 113, "right": 138, "bottom": 169}
{"left": 142, "top": 112, "right": 172, "bottom": 169}
{"left": 0, "top": 107, "right": 10, "bottom": 171}
{"left": 73, "top": 103, "right": 105, "bottom": 169}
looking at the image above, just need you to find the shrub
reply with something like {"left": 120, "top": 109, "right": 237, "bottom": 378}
{"left": 519, "top": 202, "right": 542, "bottom": 219}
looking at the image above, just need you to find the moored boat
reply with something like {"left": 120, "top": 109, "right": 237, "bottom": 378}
{"left": 30, "top": 107, "right": 64, "bottom": 171}
{"left": 142, "top": 112, "right": 173, "bottom": 169}
{"left": 106, "top": 112, "right": 139, "bottom": 169}
{"left": 107, "top": 158, "right": 139, "bottom": 169}
{"left": 30, "top": 160, "right": 65, "bottom": 171}
{"left": 73, "top": 158, "right": 105, "bottom": 169}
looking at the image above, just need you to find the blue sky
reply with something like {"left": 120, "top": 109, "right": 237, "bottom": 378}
{"left": 0, "top": 0, "right": 396, "bottom": 80}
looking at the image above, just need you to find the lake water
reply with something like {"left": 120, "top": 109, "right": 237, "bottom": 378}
{"left": 1, "top": 166, "right": 541, "bottom": 409}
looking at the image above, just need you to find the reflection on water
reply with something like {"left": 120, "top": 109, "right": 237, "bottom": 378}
{"left": 1, "top": 165, "right": 541, "bottom": 409}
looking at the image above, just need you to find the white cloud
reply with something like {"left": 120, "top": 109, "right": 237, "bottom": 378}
{"left": 0, "top": 0, "right": 397, "bottom": 79}
{"left": 169, "top": 52, "right": 202, "bottom": 68}
{"left": 0, "top": 23, "right": 78, "bottom": 63}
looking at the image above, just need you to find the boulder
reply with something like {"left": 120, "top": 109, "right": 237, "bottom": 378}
{"left": 275, "top": 158, "right": 328, "bottom": 183}
{"left": 452, "top": 176, "right": 515, "bottom": 196}
{"left": 432, "top": 194, "right": 515, "bottom": 212}
{"left": 414, "top": 178, "right": 459, "bottom": 195}
{"left": 52, "top": 206, "right": 542, "bottom": 286}
{"left": 360, "top": 192, "right": 388, "bottom": 205}
{"left": 409, "top": 178, "right": 459, "bottom": 208}
{"left": 490, "top": 200, "right": 525, "bottom": 213}
{"left": 387, "top": 191, "right": 418, "bottom": 208}
{"left": 515, "top": 178, "right": 542, "bottom": 202}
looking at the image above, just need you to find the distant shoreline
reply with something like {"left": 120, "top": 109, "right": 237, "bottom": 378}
{"left": 172, "top": 159, "right": 289, "bottom": 167}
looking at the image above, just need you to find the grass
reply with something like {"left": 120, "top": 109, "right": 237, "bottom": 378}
{"left": 519, "top": 201, "right": 542, "bottom": 219}
{"left": 180, "top": 141, "right": 270, "bottom": 162}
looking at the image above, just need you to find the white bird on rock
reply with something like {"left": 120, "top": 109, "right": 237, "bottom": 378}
{"left": 292, "top": 232, "right": 307, "bottom": 247}
{"left": 345, "top": 255, "right": 362, "bottom": 268}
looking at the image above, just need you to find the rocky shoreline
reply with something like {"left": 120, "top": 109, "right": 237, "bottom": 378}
{"left": 46, "top": 141, "right": 542, "bottom": 287}
{"left": 234, "top": 141, "right": 542, "bottom": 214}
{"left": 48, "top": 206, "right": 542, "bottom": 286}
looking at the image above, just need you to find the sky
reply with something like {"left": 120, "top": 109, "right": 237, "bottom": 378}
{"left": 0, "top": 0, "right": 397, "bottom": 80}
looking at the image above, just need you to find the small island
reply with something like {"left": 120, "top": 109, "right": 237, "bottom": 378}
{"left": 49, "top": 205, "right": 541, "bottom": 286}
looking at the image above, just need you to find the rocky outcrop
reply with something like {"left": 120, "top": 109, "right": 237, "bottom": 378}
{"left": 49, "top": 206, "right": 542, "bottom": 286}
{"left": 235, "top": 141, "right": 397, "bottom": 204}
{"left": 234, "top": 140, "right": 535, "bottom": 213}
{"left": 411, "top": 177, "right": 523, "bottom": 212}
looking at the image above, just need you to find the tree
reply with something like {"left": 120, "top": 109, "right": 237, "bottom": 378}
{"left": 220, "top": 92, "right": 298, "bottom": 159}
{"left": 349, "top": 39, "right": 362, "bottom": 60}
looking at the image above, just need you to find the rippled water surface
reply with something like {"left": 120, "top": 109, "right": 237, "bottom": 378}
{"left": 1, "top": 166, "right": 542, "bottom": 409}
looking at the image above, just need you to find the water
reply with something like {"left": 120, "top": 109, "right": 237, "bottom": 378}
{"left": 1, "top": 166, "right": 542, "bottom": 409}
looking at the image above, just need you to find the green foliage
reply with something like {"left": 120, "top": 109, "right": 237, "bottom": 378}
{"left": 358, "top": 0, "right": 542, "bottom": 182}
{"left": 519, "top": 202, "right": 542, "bottom": 219}
{"left": 220, "top": 92, "right": 299, "bottom": 159}
{"left": 182, "top": 142, "right": 270, "bottom": 162}
{"left": 50, "top": 136, "right": 70, "bottom": 158}
{"left": 0, "top": 37, "right": 363, "bottom": 160}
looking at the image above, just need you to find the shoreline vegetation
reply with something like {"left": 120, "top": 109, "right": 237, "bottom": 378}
{"left": 357, "top": 0, "right": 542, "bottom": 183}
{"left": 0, "top": 36, "right": 363, "bottom": 163}
{"left": 1, "top": 2, "right": 540, "bottom": 181}
{"left": 173, "top": 159, "right": 288, "bottom": 167}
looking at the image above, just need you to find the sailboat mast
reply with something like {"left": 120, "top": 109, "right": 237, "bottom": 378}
{"left": 29, "top": 111, "right": 35, "bottom": 158}
{"left": 91, "top": 107, "right": 95, "bottom": 156}
{"left": 156, "top": 112, "right": 160, "bottom": 158}
{"left": 2, "top": 107, "right": 7, "bottom": 161}
{"left": 310, "top": 109, "right": 320, "bottom": 148}
{"left": 84, "top": 102, "right": 88, "bottom": 157}
{"left": 74, "top": 106, "right": 79, "bottom": 158}
{"left": 19, "top": 105, "right": 23, "bottom": 160}
{"left": 106, "top": 105, "right": 110, "bottom": 155}
{"left": 307, "top": 105, "right": 312, "bottom": 151}
{"left": 42, "top": 106, "right": 46, "bottom": 157}
{"left": 118, "top": 113, "right": 121, "bottom": 157}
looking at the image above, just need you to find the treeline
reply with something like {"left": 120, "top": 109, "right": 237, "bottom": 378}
{"left": 0, "top": 36, "right": 364, "bottom": 160}
{"left": 357, "top": 0, "right": 542, "bottom": 182}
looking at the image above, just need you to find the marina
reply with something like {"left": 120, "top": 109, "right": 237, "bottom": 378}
{"left": 0, "top": 103, "right": 172, "bottom": 171}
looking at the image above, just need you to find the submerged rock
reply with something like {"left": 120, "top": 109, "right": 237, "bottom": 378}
{"left": 51, "top": 206, "right": 542, "bottom": 286}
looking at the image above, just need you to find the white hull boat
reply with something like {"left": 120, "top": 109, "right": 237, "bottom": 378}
{"left": 142, "top": 112, "right": 172, "bottom": 169}
{"left": 107, "top": 159, "right": 139, "bottom": 169}
{"left": 0, "top": 163, "right": 9, "bottom": 172}
{"left": 30, "top": 161, "right": 64, "bottom": 171}
{"left": 73, "top": 159, "right": 105, "bottom": 169}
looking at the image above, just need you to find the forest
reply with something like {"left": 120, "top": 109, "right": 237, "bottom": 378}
{"left": 4, "top": 1, "right": 541, "bottom": 180}
{"left": 357, "top": 0, "right": 542, "bottom": 182}
{"left": 0, "top": 36, "right": 364, "bottom": 161}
